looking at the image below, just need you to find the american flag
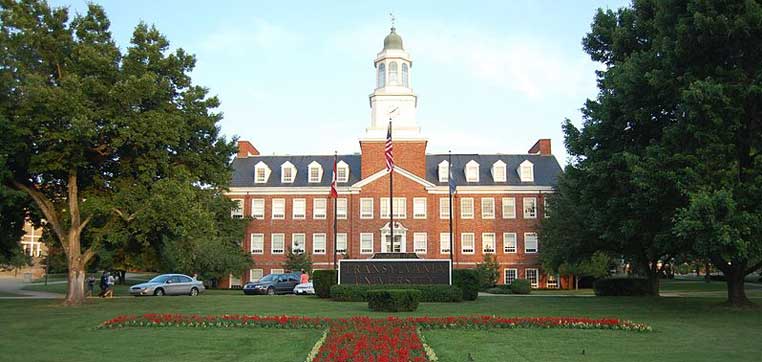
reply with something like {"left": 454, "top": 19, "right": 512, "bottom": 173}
{"left": 385, "top": 121, "right": 394, "bottom": 172}
{"left": 330, "top": 154, "right": 338, "bottom": 198}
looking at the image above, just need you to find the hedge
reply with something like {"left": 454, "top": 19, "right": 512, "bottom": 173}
{"left": 367, "top": 289, "right": 421, "bottom": 312}
{"left": 452, "top": 269, "right": 480, "bottom": 301}
{"left": 313, "top": 270, "right": 338, "bottom": 298}
{"left": 510, "top": 279, "right": 531, "bottom": 294}
{"left": 330, "top": 284, "right": 462, "bottom": 302}
{"left": 485, "top": 285, "right": 512, "bottom": 294}
{"left": 594, "top": 278, "right": 651, "bottom": 296}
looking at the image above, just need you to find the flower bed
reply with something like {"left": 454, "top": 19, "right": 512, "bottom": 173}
{"left": 98, "top": 314, "right": 330, "bottom": 329}
{"left": 313, "top": 317, "right": 428, "bottom": 362}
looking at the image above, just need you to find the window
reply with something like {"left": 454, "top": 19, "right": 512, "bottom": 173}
{"left": 380, "top": 197, "right": 406, "bottom": 219}
{"left": 313, "top": 234, "right": 326, "bottom": 254}
{"left": 438, "top": 160, "right": 449, "bottom": 182}
{"left": 308, "top": 161, "right": 323, "bottom": 183}
{"left": 291, "top": 233, "right": 305, "bottom": 254}
{"left": 250, "top": 234, "right": 264, "bottom": 254}
{"left": 413, "top": 198, "right": 427, "bottom": 219}
{"left": 231, "top": 199, "right": 243, "bottom": 218}
{"left": 440, "top": 233, "right": 451, "bottom": 254}
{"left": 525, "top": 268, "right": 539, "bottom": 288}
{"left": 482, "top": 233, "right": 496, "bottom": 253}
{"left": 293, "top": 199, "right": 306, "bottom": 219}
{"left": 518, "top": 160, "right": 534, "bottom": 182}
{"left": 502, "top": 198, "right": 516, "bottom": 219}
{"left": 336, "top": 161, "right": 349, "bottom": 182}
{"left": 271, "top": 234, "right": 285, "bottom": 254}
{"left": 481, "top": 198, "right": 495, "bottom": 219}
{"left": 313, "top": 198, "right": 327, "bottom": 219}
{"left": 360, "top": 198, "right": 374, "bottom": 219}
{"left": 254, "top": 161, "right": 270, "bottom": 183}
{"left": 336, "top": 233, "right": 347, "bottom": 253}
{"left": 439, "top": 198, "right": 450, "bottom": 219}
{"left": 360, "top": 233, "right": 374, "bottom": 254}
{"left": 401, "top": 63, "right": 409, "bottom": 87}
{"left": 270, "top": 268, "right": 285, "bottom": 275}
{"left": 272, "top": 199, "right": 285, "bottom": 219}
{"left": 544, "top": 197, "right": 549, "bottom": 218}
{"left": 249, "top": 269, "right": 263, "bottom": 282}
{"left": 281, "top": 161, "right": 296, "bottom": 183}
{"left": 547, "top": 274, "right": 559, "bottom": 289}
{"left": 337, "top": 198, "right": 347, "bottom": 219}
{"left": 491, "top": 160, "right": 507, "bottom": 182}
{"left": 389, "top": 62, "right": 398, "bottom": 84}
{"left": 413, "top": 233, "right": 427, "bottom": 253}
{"left": 524, "top": 232, "right": 538, "bottom": 253}
{"left": 460, "top": 198, "right": 474, "bottom": 219}
{"left": 503, "top": 233, "right": 517, "bottom": 253}
{"left": 251, "top": 199, "right": 265, "bottom": 219}
{"left": 465, "top": 160, "right": 480, "bottom": 182}
{"left": 461, "top": 233, "right": 475, "bottom": 254}
{"left": 523, "top": 197, "right": 537, "bottom": 218}
{"left": 504, "top": 268, "right": 517, "bottom": 285}
{"left": 377, "top": 63, "right": 386, "bottom": 87}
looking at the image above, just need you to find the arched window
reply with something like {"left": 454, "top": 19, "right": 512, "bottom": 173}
{"left": 377, "top": 63, "right": 386, "bottom": 88}
{"left": 389, "top": 62, "right": 398, "bottom": 84}
{"left": 401, "top": 63, "right": 409, "bottom": 87}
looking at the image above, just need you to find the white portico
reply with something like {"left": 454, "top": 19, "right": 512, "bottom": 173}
{"left": 380, "top": 222, "right": 407, "bottom": 253}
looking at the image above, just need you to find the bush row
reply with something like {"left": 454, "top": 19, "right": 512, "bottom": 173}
{"left": 594, "top": 278, "right": 651, "bottom": 296}
{"left": 312, "top": 270, "right": 337, "bottom": 298}
{"left": 367, "top": 289, "right": 421, "bottom": 312}
{"left": 484, "top": 279, "right": 532, "bottom": 294}
{"left": 330, "top": 284, "right": 462, "bottom": 302}
{"left": 452, "top": 269, "right": 480, "bottom": 300}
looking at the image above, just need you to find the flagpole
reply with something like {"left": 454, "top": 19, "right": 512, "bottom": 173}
{"left": 448, "top": 150, "right": 454, "bottom": 265}
{"left": 389, "top": 120, "right": 394, "bottom": 253}
{"left": 333, "top": 151, "right": 338, "bottom": 270}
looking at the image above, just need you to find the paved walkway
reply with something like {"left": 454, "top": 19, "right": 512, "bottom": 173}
{"left": 0, "top": 277, "right": 63, "bottom": 299}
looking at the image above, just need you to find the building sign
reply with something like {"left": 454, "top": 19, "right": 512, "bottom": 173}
{"left": 338, "top": 259, "right": 451, "bottom": 285}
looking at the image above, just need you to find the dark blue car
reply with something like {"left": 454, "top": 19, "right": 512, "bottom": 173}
{"left": 242, "top": 272, "right": 301, "bottom": 295}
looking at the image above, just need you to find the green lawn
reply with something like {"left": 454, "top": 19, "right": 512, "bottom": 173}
{"left": 2, "top": 280, "right": 761, "bottom": 362}
{"left": 0, "top": 290, "right": 24, "bottom": 297}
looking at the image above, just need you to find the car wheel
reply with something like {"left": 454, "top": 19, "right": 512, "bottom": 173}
{"left": 154, "top": 288, "right": 165, "bottom": 296}
{"left": 190, "top": 287, "right": 199, "bottom": 296}
{"left": 267, "top": 287, "right": 275, "bottom": 295}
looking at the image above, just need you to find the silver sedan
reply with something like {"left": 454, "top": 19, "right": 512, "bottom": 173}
{"left": 129, "top": 274, "right": 205, "bottom": 296}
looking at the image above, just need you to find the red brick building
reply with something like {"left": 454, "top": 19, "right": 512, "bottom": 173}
{"left": 224, "top": 27, "right": 567, "bottom": 289}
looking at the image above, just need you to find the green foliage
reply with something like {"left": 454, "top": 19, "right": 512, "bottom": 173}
{"left": 283, "top": 248, "right": 312, "bottom": 276}
{"left": 367, "top": 289, "right": 421, "bottom": 312}
{"left": 510, "top": 279, "right": 531, "bottom": 295}
{"left": 329, "top": 284, "right": 462, "bottom": 302}
{"left": 312, "top": 269, "right": 337, "bottom": 298}
{"left": 484, "top": 285, "right": 512, "bottom": 294}
{"left": 594, "top": 278, "right": 651, "bottom": 296}
{"left": 476, "top": 254, "right": 499, "bottom": 290}
{"left": 452, "top": 269, "right": 480, "bottom": 301}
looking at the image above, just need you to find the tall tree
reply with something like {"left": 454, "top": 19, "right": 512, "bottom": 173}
{"left": 0, "top": 0, "right": 239, "bottom": 305}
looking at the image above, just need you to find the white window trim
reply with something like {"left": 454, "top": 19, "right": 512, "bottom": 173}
{"left": 465, "top": 160, "right": 480, "bottom": 182}
{"left": 525, "top": 268, "right": 539, "bottom": 288}
{"left": 271, "top": 198, "right": 285, "bottom": 220}
{"left": 231, "top": 199, "right": 244, "bottom": 218}
{"left": 360, "top": 198, "right": 374, "bottom": 219}
{"left": 503, "top": 232, "right": 517, "bottom": 254}
{"left": 544, "top": 197, "right": 549, "bottom": 219}
{"left": 312, "top": 233, "right": 326, "bottom": 255}
{"left": 502, "top": 197, "right": 516, "bottom": 219}
{"left": 292, "top": 198, "right": 306, "bottom": 220}
{"left": 518, "top": 160, "right": 534, "bottom": 182}
{"left": 280, "top": 161, "right": 297, "bottom": 183}
{"left": 308, "top": 161, "right": 323, "bottom": 183}
{"left": 413, "top": 197, "right": 427, "bottom": 219}
{"left": 271, "top": 233, "right": 285, "bottom": 254}
{"left": 546, "top": 274, "right": 560, "bottom": 289}
{"left": 251, "top": 198, "right": 265, "bottom": 219}
{"left": 461, "top": 233, "right": 475, "bottom": 254}
{"left": 336, "top": 160, "right": 350, "bottom": 183}
{"left": 523, "top": 197, "right": 537, "bottom": 219}
{"left": 254, "top": 161, "right": 271, "bottom": 184}
{"left": 481, "top": 198, "right": 495, "bottom": 219}
{"left": 250, "top": 233, "right": 264, "bottom": 254}
{"left": 440, "top": 233, "right": 451, "bottom": 254}
{"left": 270, "top": 268, "right": 285, "bottom": 275}
{"left": 438, "top": 160, "right": 449, "bottom": 183}
{"left": 360, "top": 233, "right": 374, "bottom": 254}
{"left": 336, "top": 233, "right": 347, "bottom": 253}
{"left": 524, "top": 232, "right": 538, "bottom": 254}
{"left": 249, "top": 268, "right": 264, "bottom": 282}
{"left": 482, "top": 233, "right": 496, "bottom": 254}
{"left": 439, "top": 198, "right": 450, "bottom": 219}
{"left": 491, "top": 160, "right": 507, "bottom": 182}
{"left": 291, "top": 233, "right": 305, "bottom": 254}
{"left": 380, "top": 197, "right": 406, "bottom": 219}
{"left": 460, "top": 198, "right": 474, "bottom": 219}
{"left": 504, "top": 268, "right": 518, "bottom": 285}
{"left": 413, "top": 232, "right": 427, "bottom": 254}
{"left": 313, "top": 198, "right": 327, "bottom": 220}
{"left": 336, "top": 198, "right": 348, "bottom": 219}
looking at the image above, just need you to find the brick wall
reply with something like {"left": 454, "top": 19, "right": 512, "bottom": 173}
{"left": 359, "top": 140, "right": 427, "bottom": 179}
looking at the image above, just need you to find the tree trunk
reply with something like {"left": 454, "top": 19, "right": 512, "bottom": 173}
{"left": 725, "top": 266, "right": 752, "bottom": 307}
{"left": 65, "top": 258, "right": 87, "bottom": 305}
{"left": 704, "top": 262, "right": 711, "bottom": 283}
{"left": 645, "top": 263, "right": 660, "bottom": 296}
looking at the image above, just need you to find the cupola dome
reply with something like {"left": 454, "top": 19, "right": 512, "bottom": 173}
{"left": 383, "top": 27, "right": 403, "bottom": 50}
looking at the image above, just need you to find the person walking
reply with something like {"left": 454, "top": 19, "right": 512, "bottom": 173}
{"left": 300, "top": 269, "right": 309, "bottom": 284}
{"left": 86, "top": 275, "right": 95, "bottom": 297}
{"left": 99, "top": 272, "right": 108, "bottom": 297}
{"left": 104, "top": 273, "right": 115, "bottom": 298}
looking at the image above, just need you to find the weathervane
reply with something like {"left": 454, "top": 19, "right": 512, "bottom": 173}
{"left": 389, "top": 12, "right": 395, "bottom": 29}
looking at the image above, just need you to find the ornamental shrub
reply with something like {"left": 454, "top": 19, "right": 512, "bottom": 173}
{"left": 593, "top": 278, "right": 650, "bottom": 296}
{"left": 367, "top": 289, "right": 421, "bottom": 312}
{"left": 477, "top": 254, "right": 500, "bottom": 290}
{"left": 510, "top": 279, "right": 531, "bottom": 294}
{"left": 485, "top": 285, "right": 512, "bottom": 294}
{"left": 330, "top": 284, "right": 462, "bottom": 302}
{"left": 452, "top": 269, "right": 480, "bottom": 301}
{"left": 313, "top": 270, "right": 338, "bottom": 298}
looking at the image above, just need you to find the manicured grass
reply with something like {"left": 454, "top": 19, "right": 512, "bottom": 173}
{"left": 1, "top": 280, "right": 760, "bottom": 362}
{"left": 0, "top": 290, "right": 24, "bottom": 297}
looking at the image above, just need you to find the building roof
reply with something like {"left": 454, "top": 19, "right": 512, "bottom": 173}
{"left": 230, "top": 153, "right": 562, "bottom": 188}
{"left": 383, "top": 27, "right": 403, "bottom": 50}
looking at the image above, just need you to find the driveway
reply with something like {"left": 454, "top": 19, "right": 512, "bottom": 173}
{"left": 0, "top": 276, "right": 63, "bottom": 299}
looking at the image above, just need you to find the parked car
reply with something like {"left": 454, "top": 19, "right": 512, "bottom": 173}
{"left": 129, "top": 274, "right": 205, "bottom": 296}
{"left": 293, "top": 282, "right": 314, "bottom": 295}
{"left": 243, "top": 272, "right": 301, "bottom": 295}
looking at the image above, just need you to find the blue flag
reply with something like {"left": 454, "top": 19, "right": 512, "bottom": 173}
{"left": 448, "top": 162, "right": 456, "bottom": 195}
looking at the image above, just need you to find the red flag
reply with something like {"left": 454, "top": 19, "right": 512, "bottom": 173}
{"left": 385, "top": 122, "right": 394, "bottom": 172}
{"left": 330, "top": 155, "right": 338, "bottom": 198}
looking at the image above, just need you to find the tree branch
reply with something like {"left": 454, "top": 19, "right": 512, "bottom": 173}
{"left": 112, "top": 207, "right": 144, "bottom": 222}
{"left": 10, "top": 180, "right": 66, "bottom": 247}
{"left": 82, "top": 243, "right": 98, "bottom": 265}
{"left": 78, "top": 214, "right": 93, "bottom": 234}
{"left": 745, "top": 260, "right": 762, "bottom": 275}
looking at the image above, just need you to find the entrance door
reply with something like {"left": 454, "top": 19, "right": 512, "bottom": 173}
{"left": 381, "top": 232, "right": 405, "bottom": 253}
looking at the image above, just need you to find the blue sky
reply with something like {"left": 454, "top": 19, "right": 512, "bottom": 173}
{"left": 53, "top": 0, "right": 630, "bottom": 164}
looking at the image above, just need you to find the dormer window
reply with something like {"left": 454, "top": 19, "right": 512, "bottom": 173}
{"left": 254, "top": 161, "right": 271, "bottom": 184}
{"left": 308, "top": 161, "right": 323, "bottom": 183}
{"left": 336, "top": 160, "right": 349, "bottom": 183}
{"left": 465, "top": 160, "right": 480, "bottom": 183}
{"left": 491, "top": 160, "right": 507, "bottom": 182}
{"left": 280, "top": 161, "right": 296, "bottom": 183}
{"left": 518, "top": 160, "right": 534, "bottom": 182}
{"left": 438, "top": 160, "right": 449, "bottom": 183}
{"left": 377, "top": 63, "right": 386, "bottom": 88}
